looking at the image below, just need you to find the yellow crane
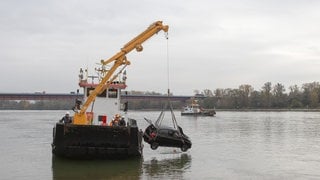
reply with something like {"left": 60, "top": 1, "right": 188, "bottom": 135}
{"left": 73, "top": 21, "right": 169, "bottom": 125}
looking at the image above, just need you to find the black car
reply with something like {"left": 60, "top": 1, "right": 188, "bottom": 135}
{"left": 143, "top": 124, "right": 192, "bottom": 152}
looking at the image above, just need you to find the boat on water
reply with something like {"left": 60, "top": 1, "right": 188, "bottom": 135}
{"left": 51, "top": 21, "right": 169, "bottom": 159}
{"left": 181, "top": 99, "right": 216, "bottom": 116}
{"left": 51, "top": 78, "right": 143, "bottom": 159}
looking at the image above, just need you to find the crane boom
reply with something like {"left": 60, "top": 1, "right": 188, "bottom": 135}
{"left": 73, "top": 21, "right": 169, "bottom": 125}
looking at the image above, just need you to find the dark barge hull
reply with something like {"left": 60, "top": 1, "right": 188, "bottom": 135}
{"left": 181, "top": 111, "right": 216, "bottom": 116}
{"left": 52, "top": 120, "right": 143, "bottom": 159}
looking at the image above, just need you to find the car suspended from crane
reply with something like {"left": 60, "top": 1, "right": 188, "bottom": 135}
{"left": 52, "top": 21, "right": 169, "bottom": 159}
{"left": 143, "top": 103, "right": 192, "bottom": 152}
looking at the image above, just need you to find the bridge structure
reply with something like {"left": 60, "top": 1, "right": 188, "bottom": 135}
{"left": 0, "top": 93, "right": 196, "bottom": 102}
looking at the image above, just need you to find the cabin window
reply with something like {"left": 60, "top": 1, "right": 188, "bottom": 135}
{"left": 87, "top": 88, "right": 107, "bottom": 97}
{"left": 98, "top": 89, "right": 107, "bottom": 97}
{"left": 108, "top": 89, "right": 118, "bottom": 98}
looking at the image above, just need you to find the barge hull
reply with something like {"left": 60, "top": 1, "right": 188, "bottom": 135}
{"left": 52, "top": 122, "right": 143, "bottom": 159}
{"left": 181, "top": 112, "right": 215, "bottom": 116}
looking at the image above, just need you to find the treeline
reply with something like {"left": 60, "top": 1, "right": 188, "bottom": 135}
{"left": 198, "top": 81, "right": 320, "bottom": 109}
{"left": 1, "top": 81, "right": 320, "bottom": 110}
{"left": 123, "top": 82, "right": 320, "bottom": 110}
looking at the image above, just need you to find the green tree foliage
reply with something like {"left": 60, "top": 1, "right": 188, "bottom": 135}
{"left": 288, "top": 85, "right": 302, "bottom": 108}
{"left": 272, "top": 83, "right": 287, "bottom": 108}
{"left": 261, "top": 82, "right": 272, "bottom": 108}
{"left": 301, "top": 82, "right": 320, "bottom": 108}
{"left": 238, "top": 84, "right": 253, "bottom": 108}
{"left": 200, "top": 81, "right": 320, "bottom": 110}
{"left": 2, "top": 82, "right": 320, "bottom": 110}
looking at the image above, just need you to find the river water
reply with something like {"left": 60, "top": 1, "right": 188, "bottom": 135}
{"left": 0, "top": 110, "right": 320, "bottom": 179}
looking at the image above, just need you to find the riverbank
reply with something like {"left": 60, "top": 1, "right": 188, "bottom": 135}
{"left": 2, "top": 108, "right": 320, "bottom": 112}
{"left": 215, "top": 108, "right": 320, "bottom": 112}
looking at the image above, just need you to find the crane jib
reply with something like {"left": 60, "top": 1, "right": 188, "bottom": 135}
{"left": 73, "top": 21, "right": 169, "bottom": 125}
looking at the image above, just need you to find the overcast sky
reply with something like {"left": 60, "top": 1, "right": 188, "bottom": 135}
{"left": 1, "top": 0, "right": 320, "bottom": 95}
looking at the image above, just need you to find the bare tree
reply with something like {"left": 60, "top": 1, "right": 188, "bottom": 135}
{"left": 261, "top": 82, "right": 272, "bottom": 108}
{"left": 272, "top": 83, "right": 286, "bottom": 108}
{"left": 202, "top": 89, "right": 214, "bottom": 97}
{"left": 239, "top": 84, "right": 253, "bottom": 108}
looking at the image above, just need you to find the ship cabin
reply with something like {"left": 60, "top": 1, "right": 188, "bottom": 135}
{"left": 78, "top": 75, "right": 127, "bottom": 125}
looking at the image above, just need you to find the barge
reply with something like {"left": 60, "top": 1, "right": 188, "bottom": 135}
{"left": 52, "top": 21, "right": 169, "bottom": 159}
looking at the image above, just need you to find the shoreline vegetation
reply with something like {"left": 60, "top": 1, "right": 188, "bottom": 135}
{"left": 1, "top": 108, "right": 320, "bottom": 112}
{"left": 215, "top": 108, "right": 320, "bottom": 112}
{"left": 131, "top": 108, "right": 320, "bottom": 112}
{"left": 2, "top": 81, "right": 320, "bottom": 111}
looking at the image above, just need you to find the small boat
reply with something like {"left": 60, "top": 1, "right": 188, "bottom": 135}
{"left": 181, "top": 99, "right": 216, "bottom": 116}
{"left": 51, "top": 74, "right": 144, "bottom": 159}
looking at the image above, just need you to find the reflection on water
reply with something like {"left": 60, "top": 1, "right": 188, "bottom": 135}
{"left": 51, "top": 153, "right": 191, "bottom": 180}
{"left": 143, "top": 153, "right": 191, "bottom": 179}
{"left": 51, "top": 156, "right": 142, "bottom": 179}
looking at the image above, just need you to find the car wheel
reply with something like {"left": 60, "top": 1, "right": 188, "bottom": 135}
{"left": 151, "top": 142, "right": 159, "bottom": 150}
{"left": 181, "top": 144, "right": 189, "bottom": 152}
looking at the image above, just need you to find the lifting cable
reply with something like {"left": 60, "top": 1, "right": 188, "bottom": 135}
{"left": 155, "top": 31, "right": 181, "bottom": 134}
{"left": 165, "top": 32, "right": 179, "bottom": 131}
